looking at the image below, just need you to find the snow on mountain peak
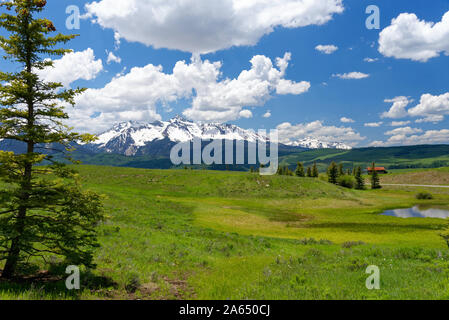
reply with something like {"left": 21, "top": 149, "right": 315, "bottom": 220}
{"left": 92, "top": 118, "right": 351, "bottom": 156}
{"left": 288, "top": 137, "right": 352, "bottom": 150}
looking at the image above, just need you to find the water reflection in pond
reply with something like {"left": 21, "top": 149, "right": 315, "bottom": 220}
{"left": 382, "top": 206, "right": 449, "bottom": 219}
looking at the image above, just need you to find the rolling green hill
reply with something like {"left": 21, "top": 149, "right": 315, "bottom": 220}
{"left": 280, "top": 145, "right": 449, "bottom": 172}
{"left": 69, "top": 144, "right": 449, "bottom": 174}
{"left": 2, "top": 165, "right": 449, "bottom": 299}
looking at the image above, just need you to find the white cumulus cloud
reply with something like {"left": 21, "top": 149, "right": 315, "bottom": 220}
{"left": 385, "top": 127, "right": 423, "bottom": 136}
{"left": 84, "top": 0, "right": 344, "bottom": 54}
{"left": 276, "top": 121, "right": 365, "bottom": 147}
{"left": 182, "top": 53, "right": 310, "bottom": 122}
{"left": 390, "top": 121, "right": 411, "bottom": 127}
{"left": 332, "top": 72, "right": 369, "bottom": 80}
{"left": 67, "top": 53, "right": 309, "bottom": 132}
{"left": 315, "top": 44, "right": 338, "bottom": 54}
{"left": 379, "top": 11, "right": 449, "bottom": 62}
{"left": 37, "top": 48, "right": 103, "bottom": 87}
{"left": 381, "top": 96, "right": 412, "bottom": 119}
{"left": 415, "top": 115, "right": 445, "bottom": 123}
{"left": 371, "top": 128, "right": 449, "bottom": 147}
{"left": 239, "top": 110, "right": 253, "bottom": 119}
{"left": 408, "top": 92, "right": 449, "bottom": 122}
{"left": 364, "top": 122, "right": 383, "bottom": 128}
{"left": 340, "top": 117, "right": 355, "bottom": 123}
{"left": 107, "top": 51, "right": 122, "bottom": 64}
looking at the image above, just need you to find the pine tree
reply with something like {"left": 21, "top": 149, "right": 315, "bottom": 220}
{"left": 370, "top": 162, "right": 381, "bottom": 189}
{"left": 355, "top": 166, "right": 365, "bottom": 190}
{"left": 312, "top": 162, "right": 319, "bottom": 178}
{"left": 295, "top": 162, "right": 305, "bottom": 177}
{"left": 277, "top": 166, "right": 285, "bottom": 176}
{"left": 338, "top": 163, "right": 344, "bottom": 176}
{"left": 0, "top": 0, "right": 104, "bottom": 279}
{"left": 327, "top": 162, "right": 338, "bottom": 184}
{"left": 352, "top": 167, "right": 356, "bottom": 176}
{"left": 306, "top": 167, "right": 312, "bottom": 177}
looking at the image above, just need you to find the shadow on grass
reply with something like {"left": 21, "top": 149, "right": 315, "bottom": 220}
{"left": 0, "top": 270, "right": 117, "bottom": 300}
{"left": 302, "top": 222, "right": 444, "bottom": 233}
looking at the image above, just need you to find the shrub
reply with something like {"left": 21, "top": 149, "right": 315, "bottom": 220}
{"left": 125, "top": 273, "right": 141, "bottom": 293}
{"left": 342, "top": 241, "right": 366, "bottom": 249}
{"left": 337, "top": 175, "right": 355, "bottom": 189}
{"left": 416, "top": 192, "right": 433, "bottom": 200}
{"left": 296, "top": 238, "right": 333, "bottom": 245}
{"left": 318, "top": 174, "right": 328, "bottom": 182}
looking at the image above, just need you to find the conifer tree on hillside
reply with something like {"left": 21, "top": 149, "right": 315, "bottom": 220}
{"left": 306, "top": 167, "right": 312, "bottom": 177}
{"left": 295, "top": 162, "right": 305, "bottom": 177}
{"left": 355, "top": 166, "right": 365, "bottom": 190}
{"left": 312, "top": 162, "right": 319, "bottom": 178}
{"left": 0, "top": 0, "right": 104, "bottom": 279}
{"left": 338, "top": 164, "right": 344, "bottom": 176}
{"left": 370, "top": 162, "right": 382, "bottom": 189}
{"left": 327, "top": 162, "right": 339, "bottom": 184}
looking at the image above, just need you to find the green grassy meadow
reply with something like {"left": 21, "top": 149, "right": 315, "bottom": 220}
{"left": 2, "top": 165, "right": 449, "bottom": 300}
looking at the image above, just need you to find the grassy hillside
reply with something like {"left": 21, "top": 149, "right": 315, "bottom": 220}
{"left": 60, "top": 145, "right": 449, "bottom": 174}
{"left": 280, "top": 145, "right": 449, "bottom": 172}
{"left": 380, "top": 167, "right": 449, "bottom": 186}
{"left": 1, "top": 166, "right": 449, "bottom": 300}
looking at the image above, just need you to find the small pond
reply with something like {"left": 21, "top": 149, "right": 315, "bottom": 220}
{"left": 382, "top": 206, "right": 449, "bottom": 219}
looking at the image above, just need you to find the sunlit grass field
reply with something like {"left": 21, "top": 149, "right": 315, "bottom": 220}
{"left": 1, "top": 165, "right": 449, "bottom": 300}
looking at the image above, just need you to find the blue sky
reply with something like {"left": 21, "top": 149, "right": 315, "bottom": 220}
{"left": 2, "top": 0, "right": 449, "bottom": 147}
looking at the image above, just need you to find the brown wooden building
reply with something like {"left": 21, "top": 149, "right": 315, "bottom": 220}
{"left": 367, "top": 167, "right": 388, "bottom": 174}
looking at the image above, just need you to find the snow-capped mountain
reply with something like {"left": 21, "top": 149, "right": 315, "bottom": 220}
{"left": 288, "top": 138, "right": 352, "bottom": 150}
{"left": 90, "top": 116, "right": 267, "bottom": 156}
{"left": 88, "top": 116, "right": 351, "bottom": 156}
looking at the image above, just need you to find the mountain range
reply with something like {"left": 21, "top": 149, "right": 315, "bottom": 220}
{"left": 87, "top": 116, "right": 352, "bottom": 156}
{"left": 1, "top": 117, "right": 448, "bottom": 171}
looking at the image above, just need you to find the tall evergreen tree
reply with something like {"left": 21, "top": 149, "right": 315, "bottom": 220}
{"left": 370, "top": 162, "right": 382, "bottom": 189}
{"left": 0, "top": 0, "right": 104, "bottom": 279}
{"left": 312, "top": 162, "right": 319, "bottom": 178}
{"left": 295, "top": 162, "right": 305, "bottom": 177}
{"left": 338, "top": 163, "right": 344, "bottom": 176}
{"left": 355, "top": 166, "right": 365, "bottom": 190}
{"left": 306, "top": 167, "right": 312, "bottom": 177}
{"left": 327, "top": 162, "right": 338, "bottom": 184}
